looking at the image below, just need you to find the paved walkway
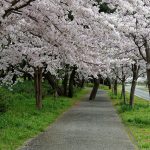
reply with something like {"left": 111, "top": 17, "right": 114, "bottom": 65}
{"left": 20, "top": 90, "right": 135, "bottom": 150}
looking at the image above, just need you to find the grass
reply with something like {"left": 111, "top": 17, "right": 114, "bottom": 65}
{"left": 100, "top": 85, "right": 150, "bottom": 150}
{"left": 0, "top": 81, "right": 90, "bottom": 150}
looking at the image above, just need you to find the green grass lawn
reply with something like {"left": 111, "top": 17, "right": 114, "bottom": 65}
{"left": 0, "top": 81, "right": 90, "bottom": 150}
{"left": 100, "top": 85, "right": 150, "bottom": 150}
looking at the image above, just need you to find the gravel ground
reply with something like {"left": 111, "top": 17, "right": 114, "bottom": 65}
{"left": 20, "top": 90, "right": 135, "bottom": 150}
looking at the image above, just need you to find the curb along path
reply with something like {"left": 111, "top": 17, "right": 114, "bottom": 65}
{"left": 20, "top": 90, "right": 135, "bottom": 150}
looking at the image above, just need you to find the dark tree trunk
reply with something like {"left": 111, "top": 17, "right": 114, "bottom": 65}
{"left": 62, "top": 65, "right": 69, "bottom": 96}
{"left": 144, "top": 40, "right": 150, "bottom": 96}
{"left": 89, "top": 77, "right": 100, "bottom": 100}
{"left": 80, "top": 77, "right": 85, "bottom": 88}
{"left": 12, "top": 74, "right": 17, "bottom": 84}
{"left": 120, "top": 66, "right": 126, "bottom": 104}
{"left": 44, "top": 72, "right": 63, "bottom": 96}
{"left": 114, "top": 78, "right": 118, "bottom": 96}
{"left": 146, "top": 46, "right": 150, "bottom": 95}
{"left": 68, "top": 66, "right": 77, "bottom": 98}
{"left": 34, "top": 67, "right": 42, "bottom": 109}
{"left": 129, "top": 63, "right": 140, "bottom": 107}
{"left": 121, "top": 79, "right": 126, "bottom": 104}
{"left": 109, "top": 84, "right": 111, "bottom": 89}
{"left": 111, "top": 83, "right": 114, "bottom": 93}
{"left": 146, "top": 68, "right": 150, "bottom": 96}
{"left": 130, "top": 80, "right": 136, "bottom": 107}
{"left": 0, "top": 70, "right": 5, "bottom": 78}
{"left": 63, "top": 73, "right": 69, "bottom": 96}
{"left": 103, "top": 79, "right": 105, "bottom": 85}
{"left": 108, "top": 78, "right": 111, "bottom": 89}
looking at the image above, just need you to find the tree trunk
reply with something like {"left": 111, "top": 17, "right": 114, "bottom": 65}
{"left": 108, "top": 78, "right": 111, "bottom": 89}
{"left": 89, "top": 77, "right": 100, "bottom": 100}
{"left": 121, "top": 80, "right": 126, "bottom": 104}
{"left": 45, "top": 72, "right": 63, "bottom": 96}
{"left": 121, "top": 66, "right": 126, "bottom": 104}
{"left": 114, "top": 78, "right": 117, "bottom": 96}
{"left": 63, "top": 73, "right": 69, "bottom": 96}
{"left": 112, "top": 83, "right": 114, "bottom": 93}
{"left": 12, "top": 74, "right": 17, "bottom": 84}
{"left": 103, "top": 79, "right": 105, "bottom": 85}
{"left": 109, "top": 84, "right": 111, "bottom": 89}
{"left": 80, "top": 77, "right": 85, "bottom": 88}
{"left": 63, "top": 65, "right": 69, "bottom": 96}
{"left": 130, "top": 79, "right": 136, "bottom": 107}
{"left": 68, "top": 66, "right": 77, "bottom": 98}
{"left": 146, "top": 65, "right": 150, "bottom": 96}
{"left": 34, "top": 67, "right": 42, "bottom": 109}
{"left": 129, "top": 63, "right": 140, "bottom": 107}
{"left": 144, "top": 40, "right": 150, "bottom": 96}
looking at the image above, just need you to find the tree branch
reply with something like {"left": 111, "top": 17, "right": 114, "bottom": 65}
{"left": 3, "top": 0, "right": 36, "bottom": 18}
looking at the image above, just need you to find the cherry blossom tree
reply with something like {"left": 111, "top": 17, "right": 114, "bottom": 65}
{"left": 1, "top": 0, "right": 149, "bottom": 109}
{"left": 1, "top": 0, "right": 108, "bottom": 106}
{"left": 101, "top": 0, "right": 150, "bottom": 95}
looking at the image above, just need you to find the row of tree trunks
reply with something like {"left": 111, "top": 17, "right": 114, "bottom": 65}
{"left": 63, "top": 68, "right": 85, "bottom": 97}
{"left": 33, "top": 65, "right": 84, "bottom": 109}
{"left": 89, "top": 77, "right": 100, "bottom": 100}
{"left": 129, "top": 63, "right": 140, "bottom": 107}
{"left": 34, "top": 67, "right": 42, "bottom": 109}
{"left": 44, "top": 65, "right": 80, "bottom": 99}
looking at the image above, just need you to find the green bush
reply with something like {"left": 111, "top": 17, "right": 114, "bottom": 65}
{"left": 12, "top": 80, "right": 51, "bottom": 98}
{"left": 0, "top": 88, "right": 12, "bottom": 113}
{"left": 86, "top": 83, "right": 94, "bottom": 87}
{"left": 42, "top": 81, "right": 52, "bottom": 97}
{"left": 100, "top": 85, "right": 109, "bottom": 90}
{"left": 12, "top": 81, "right": 35, "bottom": 97}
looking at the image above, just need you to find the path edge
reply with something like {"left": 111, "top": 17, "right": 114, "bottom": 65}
{"left": 17, "top": 90, "right": 91, "bottom": 150}
{"left": 104, "top": 90, "right": 139, "bottom": 150}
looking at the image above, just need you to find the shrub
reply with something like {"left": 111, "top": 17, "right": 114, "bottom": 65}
{"left": 86, "top": 83, "right": 94, "bottom": 87}
{"left": 12, "top": 80, "right": 51, "bottom": 98}
{"left": 12, "top": 81, "right": 35, "bottom": 97}
{"left": 42, "top": 81, "right": 52, "bottom": 97}
{"left": 0, "top": 88, "right": 12, "bottom": 113}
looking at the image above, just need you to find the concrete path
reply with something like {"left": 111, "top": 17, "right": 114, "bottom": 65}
{"left": 20, "top": 90, "right": 135, "bottom": 150}
{"left": 126, "top": 85, "right": 150, "bottom": 101}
